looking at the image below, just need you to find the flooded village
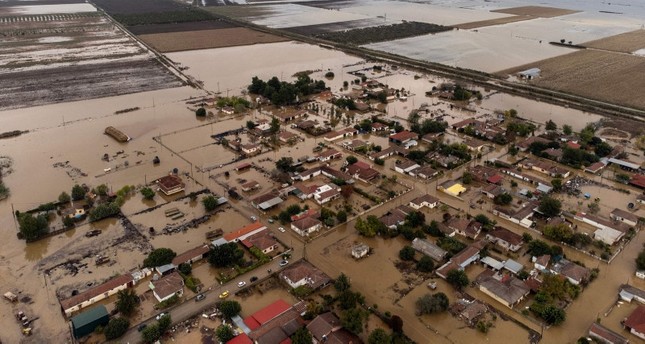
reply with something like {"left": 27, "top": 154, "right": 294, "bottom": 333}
{"left": 2, "top": 0, "right": 645, "bottom": 344}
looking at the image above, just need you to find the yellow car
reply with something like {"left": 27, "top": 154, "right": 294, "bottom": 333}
{"left": 219, "top": 290, "right": 230, "bottom": 299}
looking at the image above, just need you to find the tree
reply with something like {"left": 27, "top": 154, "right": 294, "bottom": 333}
{"left": 389, "top": 315, "right": 403, "bottom": 333}
{"left": 196, "top": 107, "right": 206, "bottom": 116}
{"left": 527, "top": 239, "right": 553, "bottom": 257}
{"left": 104, "top": 317, "right": 129, "bottom": 340}
{"left": 18, "top": 213, "right": 49, "bottom": 241}
{"left": 637, "top": 249, "right": 645, "bottom": 270}
{"left": 143, "top": 248, "right": 176, "bottom": 268}
{"left": 276, "top": 157, "right": 295, "bottom": 172}
{"left": 58, "top": 191, "right": 71, "bottom": 203}
{"left": 538, "top": 196, "right": 562, "bottom": 217}
{"left": 215, "top": 325, "right": 235, "bottom": 342}
{"left": 270, "top": 117, "right": 281, "bottom": 134}
{"left": 334, "top": 273, "right": 351, "bottom": 292}
{"left": 95, "top": 184, "right": 108, "bottom": 196}
{"left": 594, "top": 142, "right": 612, "bottom": 157}
{"left": 562, "top": 124, "right": 573, "bottom": 135}
{"left": 543, "top": 224, "right": 574, "bottom": 243}
{"left": 493, "top": 193, "right": 513, "bottom": 205}
{"left": 346, "top": 155, "right": 358, "bottom": 165}
{"left": 202, "top": 195, "right": 220, "bottom": 211}
{"left": 71, "top": 184, "right": 86, "bottom": 201}
{"left": 341, "top": 308, "right": 366, "bottom": 334}
{"left": 209, "top": 242, "right": 244, "bottom": 267}
{"left": 292, "top": 327, "right": 313, "bottom": 344}
{"left": 415, "top": 292, "right": 449, "bottom": 315}
{"left": 141, "top": 324, "right": 161, "bottom": 343}
{"left": 542, "top": 305, "right": 566, "bottom": 325}
{"left": 551, "top": 178, "right": 563, "bottom": 192}
{"left": 336, "top": 210, "right": 347, "bottom": 223}
{"left": 545, "top": 120, "right": 557, "bottom": 131}
{"left": 461, "top": 172, "right": 473, "bottom": 184}
{"left": 406, "top": 211, "right": 426, "bottom": 228}
{"left": 158, "top": 314, "right": 172, "bottom": 334}
{"left": 522, "top": 232, "right": 533, "bottom": 243}
{"left": 355, "top": 216, "right": 376, "bottom": 237}
{"left": 446, "top": 269, "right": 469, "bottom": 290}
{"left": 219, "top": 300, "right": 242, "bottom": 319}
{"left": 416, "top": 255, "right": 435, "bottom": 272}
{"left": 399, "top": 246, "right": 415, "bottom": 261}
{"left": 368, "top": 328, "right": 391, "bottom": 344}
{"left": 338, "top": 290, "right": 362, "bottom": 309}
{"left": 246, "top": 120, "right": 257, "bottom": 129}
{"left": 178, "top": 263, "right": 192, "bottom": 275}
{"left": 115, "top": 289, "right": 140, "bottom": 316}
{"left": 140, "top": 187, "right": 155, "bottom": 200}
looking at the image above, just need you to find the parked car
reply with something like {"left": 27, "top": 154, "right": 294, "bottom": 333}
{"left": 155, "top": 313, "right": 167, "bottom": 320}
{"left": 251, "top": 216, "right": 257, "bottom": 221}
{"left": 137, "top": 324, "right": 147, "bottom": 332}
{"left": 237, "top": 281, "right": 247, "bottom": 288}
{"left": 250, "top": 276, "right": 258, "bottom": 282}
{"left": 195, "top": 294, "right": 206, "bottom": 302}
{"left": 219, "top": 290, "right": 230, "bottom": 299}
{"left": 278, "top": 227, "right": 285, "bottom": 233}
{"left": 279, "top": 260, "right": 289, "bottom": 267}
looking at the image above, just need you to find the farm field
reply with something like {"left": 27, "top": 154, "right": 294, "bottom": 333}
{"left": 139, "top": 27, "right": 288, "bottom": 52}
{"left": 502, "top": 49, "right": 645, "bottom": 110}
{"left": 491, "top": 5, "right": 579, "bottom": 18}
{"left": 581, "top": 29, "right": 645, "bottom": 53}
{"left": 454, "top": 15, "right": 530, "bottom": 30}
{"left": 127, "top": 20, "right": 237, "bottom": 35}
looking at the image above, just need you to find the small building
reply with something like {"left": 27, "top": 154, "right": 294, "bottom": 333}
{"left": 251, "top": 192, "right": 284, "bottom": 211}
{"left": 291, "top": 217, "right": 323, "bottom": 236}
{"left": 395, "top": 159, "right": 420, "bottom": 176}
{"left": 156, "top": 174, "right": 185, "bottom": 195}
{"left": 447, "top": 218, "right": 482, "bottom": 240}
{"left": 409, "top": 194, "right": 440, "bottom": 210}
{"left": 637, "top": 270, "right": 645, "bottom": 280}
{"left": 480, "top": 256, "right": 504, "bottom": 271}
{"left": 518, "top": 68, "right": 541, "bottom": 80}
{"left": 241, "top": 143, "right": 261, "bottom": 156}
{"left": 346, "top": 162, "right": 380, "bottom": 183}
{"left": 60, "top": 274, "right": 135, "bottom": 317}
{"left": 244, "top": 230, "right": 279, "bottom": 254}
{"left": 503, "top": 259, "right": 524, "bottom": 275}
{"left": 351, "top": 243, "right": 370, "bottom": 259}
{"left": 149, "top": 271, "right": 184, "bottom": 303}
{"left": 620, "top": 284, "right": 645, "bottom": 304}
{"left": 317, "top": 149, "right": 342, "bottom": 162}
{"left": 610, "top": 208, "right": 639, "bottom": 227}
{"left": 307, "top": 312, "right": 362, "bottom": 344}
{"left": 172, "top": 245, "right": 210, "bottom": 266}
{"left": 585, "top": 161, "right": 606, "bottom": 174}
{"left": 389, "top": 130, "right": 418, "bottom": 145}
{"left": 416, "top": 165, "right": 439, "bottom": 180}
{"left": 438, "top": 180, "right": 467, "bottom": 198}
{"left": 279, "top": 261, "right": 331, "bottom": 290}
{"left": 436, "top": 244, "right": 481, "bottom": 279}
{"left": 313, "top": 184, "right": 341, "bottom": 205}
{"left": 71, "top": 305, "right": 109, "bottom": 338}
{"left": 485, "top": 227, "right": 523, "bottom": 252}
{"left": 241, "top": 180, "right": 261, "bottom": 192}
{"left": 624, "top": 305, "right": 645, "bottom": 340}
{"left": 224, "top": 222, "right": 268, "bottom": 243}
{"left": 412, "top": 238, "right": 447, "bottom": 261}
{"left": 533, "top": 254, "right": 551, "bottom": 271}
{"left": 279, "top": 131, "right": 299, "bottom": 144}
{"left": 482, "top": 184, "right": 505, "bottom": 199}
{"left": 371, "top": 122, "right": 388, "bottom": 132}
{"left": 551, "top": 259, "right": 590, "bottom": 286}
{"left": 478, "top": 274, "right": 530, "bottom": 309}
{"left": 588, "top": 322, "right": 629, "bottom": 344}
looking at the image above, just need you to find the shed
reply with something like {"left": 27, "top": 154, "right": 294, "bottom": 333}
{"left": 481, "top": 256, "right": 504, "bottom": 271}
{"left": 503, "top": 259, "right": 524, "bottom": 275}
{"left": 518, "top": 68, "right": 541, "bottom": 80}
{"left": 71, "top": 305, "right": 109, "bottom": 338}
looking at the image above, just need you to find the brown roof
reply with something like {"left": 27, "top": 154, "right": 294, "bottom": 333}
{"left": 172, "top": 245, "right": 210, "bottom": 266}
{"left": 157, "top": 174, "right": 184, "bottom": 190}
{"left": 307, "top": 312, "right": 340, "bottom": 338}
{"left": 151, "top": 272, "right": 184, "bottom": 300}
{"left": 292, "top": 217, "right": 322, "bottom": 231}
{"left": 242, "top": 180, "right": 260, "bottom": 189}
{"left": 389, "top": 130, "right": 418, "bottom": 142}
{"left": 625, "top": 305, "right": 645, "bottom": 335}
{"left": 60, "top": 274, "right": 134, "bottom": 311}
{"left": 451, "top": 245, "right": 481, "bottom": 267}
{"left": 252, "top": 192, "right": 282, "bottom": 205}
{"left": 410, "top": 194, "right": 440, "bottom": 206}
{"left": 588, "top": 322, "right": 629, "bottom": 344}
{"left": 487, "top": 227, "right": 523, "bottom": 246}
{"left": 280, "top": 261, "right": 330, "bottom": 290}
{"left": 318, "top": 149, "right": 341, "bottom": 159}
{"left": 611, "top": 208, "right": 639, "bottom": 223}
{"left": 247, "top": 231, "right": 278, "bottom": 251}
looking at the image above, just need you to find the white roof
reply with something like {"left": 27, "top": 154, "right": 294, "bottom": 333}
{"left": 481, "top": 256, "right": 504, "bottom": 270}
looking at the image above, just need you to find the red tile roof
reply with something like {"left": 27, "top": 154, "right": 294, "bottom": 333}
{"left": 227, "top": 333, "right": 253, "bottom": 344}
{"left": 625, "top": 305, "right": 645, "bottom": 334}
{"left": 60, "top": 274, "right": 134, "bottom": 311}
{"left": 487, "top": 174, "right": 503, "bottom": 184}
{"left": 224, "top": 222, "right": 265, "bottom": 242}
{"left": 389, "top": 130, "right": 418, "bottom": 142}
{"left": 250, "top": 299, "right": 292, "bottom": 326}
{"left": 631, "top": 174, "right": 645, "bottom": 189}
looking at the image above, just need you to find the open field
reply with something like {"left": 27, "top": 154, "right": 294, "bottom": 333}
{"left": 92, "top": 0, "right": 192, "bottom": 14}
{"left": 139, "top": 27, "right": 288, "bottom": 52}
{"left": 284, "top": 18, "right": 392, "bottom": 36}
{"left": 582, "top": 29, "right": 645, "bottom": 53}
{"left": 501, "top": 49, "right": 645, "bottom": 111}
{"left": 454, "top": 15, "right": 531, "bottom": 30}
{"left": 491, "top": 6, "right": 579, "bottom": 18}
{"left": 127, "top": 20, "right": 237, "bottom": 35}
{"left": 0, "top": 10, "right": 181, "bottom": 110}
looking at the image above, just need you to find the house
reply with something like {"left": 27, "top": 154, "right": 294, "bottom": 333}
{"left": 297, "top": 166, "right": 322, "bottom": 181}
{"left": 324, "top": 127, "right": 359, "bottom": 142}
{"left": 156, "top": 174, "right": 185, "bottom": 195}
{"left": 343, "top": 139, "right": 369, "bottom": 152}
{"left": 492, "top": 202, "right": 536, "bottom": 228}
{"left": 313, "top": 184, "right": 341, "bottom": 205}
{"left": 438, "top": 180, "right": 467, "bottom": 197}
{"left": 610, "top": 208, "right": 639, "bottom": 227}
{"left": 637, "top": 270, "right": 645, "bottom": 280}
{"left": 379, "top": 209, "right": 408, "bottom": 229}
{"left": 575, "top": 212, "right": 630, "bottom": 245}
{"left": 317, "top": 149, "right": 342, "bottom": 162}
{"left": 631, "top": 174, "right": 645, "bottom": 189}
{"left": 369, "top": 146, "right": 396, "bottom": 161}
{"left": 172, "top": 245, "right": 210, "bottom": 266}
{"left": 412, "top": 238, "right": 447, "bottom": 261}
{"left": 241, "top": 180, "right": 260, "bottom": 192}
{"left": 389, "top": 130, "right": 418, "bottom": 145}
{"left": 59, "top": 274, "right": 135, "bottom": 317}
{"left": 624, "top": 305, "right": 645, "bottom": 340}
{"left": 274, "top": 110, "right": 308, "bottom": 123}
{"left": 463, "top": 138, "right": 488, "bottom": 152}
{"left": 346, "top": 162, "right": 380, "bottom": 183}
{"left": 65, "top": 204, "right": 86, "bottom": 219}
{"left": 452, "top": 118, "right": 479, "bottom": 131}
{"left": 155, "top": 264, "right": 176, "bottom": 276}
{"left": 482, "top": 184, "right": 505, "bottom": 199}
{"left": 422, "top": 132, "right": 444, "bottom": 143}
{"left": 543, "top": 148, "right": 563, "bottom": 161}
{"left": 251, "top": 192, "right": 284, "bottom": 211}
{"left": 416, "top": 165, "right": 438, "bottom": 180}
{"left": 307, "top": 312, "right": 362, "bottom": 344}
{"left": 485, "top": 227, "right": 523, "bottom": 252}
{"left": 279, "top": 131, "right": 299, "bottom": 144}
{"left": 224, "top": 222, "right": 267, "bottom": 242}
{"left": 246, "top": 305, "right": 305, "bottom": 343}
{"left": 478, "top": 273, "right": 530, "bottom": 309}
{"left": 436, "top": 244, "right": 481, "bottom": 279}
{"left": 351, "top": 243, "right": 370, "bottom": 259}
{"left": 516, "top": 136, "right": 551, "bottom": 151}
{"left": 620, "top": 284, "right": 645, "bottom": 304}
{"left": 447, "top": 218, "right": 482, "bottom": 240}
{"left": 409, "top": 194, "right": 440, "bottom": 210}
{"left": 371, "top": 122, "right": 388, "bottom": 132}
{"left": 235, "top": 163, "right": 252, "bottom": 172}
{"left": 243, "top": 299, "right": 293, "bottom": 330}
{"left": 533, "top": 255, "right": 551, "bottom": 272}
{"left": 452, "top": 300, "right": 488, "bottom": 326}
{"left": 517, "top": 159, "right": 570, "bottom": 178}
{"left": 469, "top": 165, "right": 500, "bottom": 183}
{"left": 395, "top": 159, "right": 420, "bottom": 176}
{"left": 585, "top": 161, "right": 606, "bottom": 174}
{"left": 403, "top": 139, "right": 418, "bottom": 150}
{"left": 71, "top": 305, "right": 110, "bottom": 339}
{"left": 149, "top": 272, "right": 184, "bottom": 302}
{"left": 241, "top": 143, "right": 261, "bottom": 156}
{"left": 292, "top": 217, "right": 323, "bottom": 236}
{"left": 588, "top": 323, "right": 629, "bottom": 344}
{"left": 221, "top": 106, "right": 234, "bottom": 115}
{"left": 320, "top": 166, "right": 354, "bottom": 184}
{"left": 551, "top": 259, "right": 590, "bottom": 286}
{"left": 279, "top": 261, "right": 331, "bottom": 290}
{"left": 244, "top": 230, "right": 278, "bottom": 254}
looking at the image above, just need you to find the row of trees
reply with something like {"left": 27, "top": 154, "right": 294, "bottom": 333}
{"left": 248, "top": 75, "right": 327, "bottom": 106}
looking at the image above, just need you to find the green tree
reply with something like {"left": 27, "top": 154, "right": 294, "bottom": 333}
{"left": 202, "top": 195, "right": 220, "bottom": 212}
{"left": 341, "top": 308, "right": 367, "bottom": 334}
{"left": 141, "top": 324, "right": 161, "bottom": 343}
{"left": 178, "top": 263, "right": 192, "bottom": 275}
{"left": 346, "top": 155, "right": 358, "bottom": 165}
{"left": 104, "top": 317, "right": 130, "bottom": 340}
{"left": 209, "top": 242, "right": 244, "bottom": 267}
{"left": 446, "top": 269, "right": 469, "bottom": 290}
{"left": 355, "top": 216, "right": 376, "bottom": 237}
{"left": 291, "top": 327, "right": 313, "bottom": 344}
{"left": 334, "top": 273, "right": 351, "bottom": 292}
{"left": 270, "top": 117, "right": 281, "bottom": 134}
{"left": 562, "top": 125, "right": 573, "bottom": 135}
{"left": 538, "top": 196, "right": 562, "bottom": 217}
{"left": 196, "top": 107, "right": 206, "bottom": 117}
{"left": 542, "top": 305, "right": 566, "bottom": 325}
{"left": 368, "top": 328, "right": 391, "bottom": 344}
{"left": 115, "top": 289, "right": 140, "bottom": 316}
{"left": 415, "top": 292, "right": 449, "bottom": 315}
{"left": 58, "top": 191, "right": 71, "bottom": 203}
{"left": 216, "top": 325, "right": 235, "bottom": 343}
{"left": 276, "top": 157, "right": 295, "bottom": 172}
{"left": 545, "top": 120, "right": 557, "bottom": 131}
{"left": 399, "top": 246, "right": 416, "bottom": 261}
{"left": 246, "top": 121, "right": 257, "bottom": 130}
{"left": 416, "top": 255, "right": 435, "bottom": 272}
{"left": 18, "top": 213, "right": 49, "bottom": 241}
{"left": 493, "top": 193, "right": 513, "bottom": 205}
{"left": 140, "top": 187, "right": 155, "bottom": 200}
{"left": 594, "top": 142, "right": 613, "bottom": 157}
{"left": 551, "top": 178, "right": 563, "bottom": 192}
{"left": 158, "top": 314, "right": 172, "bottom": 334}
{"left": 143, "top": 248, "right": 177, "bottom": 268}
{"left": 636, "top": 249, "right": 645, "bottom": 270}
{"left": 71, "top": 184, "right": 86, "bottom": 201}
{"left": 461, "top": 172, "right": 473, "bottom": 184}
{"left": 95, "top": 184, "right": 109, "bottom": 196}
{"left": 219, "top": 300, "right": 242, "bottom": 319}
{"left": 336, "top": 210, "right": 347, "bottom": 223}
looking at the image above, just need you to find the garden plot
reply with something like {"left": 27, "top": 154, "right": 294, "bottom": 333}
{"left": 244, "top": 3, "right": 372, "bottom": 29}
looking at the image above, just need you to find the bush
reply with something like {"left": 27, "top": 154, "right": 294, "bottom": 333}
{"left": 196, "top": 107, "right": 206, "bottom": 116}
{"left": 141, "top": 187, "right": 155, "bottom": 200}
{"left": 104, "top": 317, "right": 130, "bottom": 340}
{"left": 202, "top": 195, "right": 220, "bottom": 211}
{"left": 143, "top": 248, "right": 177, "bottom": 268}
{"left": 399, "top": 246, "right": 415, "bottom": 261}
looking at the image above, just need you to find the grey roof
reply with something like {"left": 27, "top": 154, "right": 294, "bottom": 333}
{"left": 156, "top": 263, "right": 176, "bottom": 274}
{"left": 232, "top": 315, "right": 252, "bottom": 334}
{"left": 412, "top": 238, "right": 447, "bottom": 261}
{"left": 481, "top": 256, "right": 504, "bottom": 270}
{"left": 479, "top": 276, "right": 530, "bottom": 306}
{"left": 503, "top": 259, "right": 524, "bottom": 274}
{"left": 211, "top": 238, "right": 228, "bottom": 247}
{"left": 258, "top": 197, "right": 284, "bottom": 210}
